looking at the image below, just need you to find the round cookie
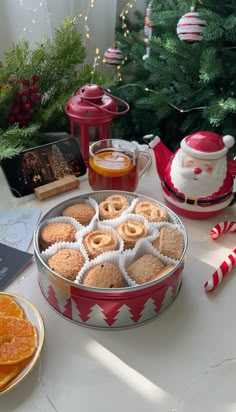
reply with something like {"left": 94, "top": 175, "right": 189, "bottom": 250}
{"left": 134, "top": 201, "right": 169, "bottom": 222}
{"left": 83, "top": 230, "right": 118, "bottom": 259}
{"left": 62, "top": 203, "right": 95, "bottom": 226}
{"left": 99, "top": 195, "right": 129, "bottom": 220}
{"left": 47, "top": 248, "right": 85, "bottom": 281}
{"left": 83, "top": 263, "right": 125, "bottom": 288}
{"left": 117, "top": 220, "right": 148, "bottom": 249}
{"left": 40, "top": 222, "right": 76, "bottom": 250}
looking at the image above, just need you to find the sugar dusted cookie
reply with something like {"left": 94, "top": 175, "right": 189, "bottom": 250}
{"left": 153, "top": 227, "right": 184, "bottom": 260}
{"left": 127, "top": 253, "right": 174, "bottom": 284}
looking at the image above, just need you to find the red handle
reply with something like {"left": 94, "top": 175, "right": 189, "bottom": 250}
{"left": 83, "top": 92, "right": 129, "bottom": 116}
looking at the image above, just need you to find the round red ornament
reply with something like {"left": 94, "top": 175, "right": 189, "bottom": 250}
{"left": 177, "top": 7, "right": 207, "bottom": 43}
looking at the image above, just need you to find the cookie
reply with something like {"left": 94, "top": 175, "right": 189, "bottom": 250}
{"left": 152, "top": 227, "right": 184, "bottom": 260}
{"left": 40, "top": 222, "right": 76, "bottom": 250}
{"left": 99, "top": 195, "right": 129, "bottom": 220}
{"left": 83, "top": 263, "right": 125, "bottom": 288}
{"left": 48, "top": 248, "right": 85, "bottom": 281}
{"left": 127, "top": 253, "right": 174, "bottom": 284}
{"left": 62, "top": 203, "right": 95, "bottom": 226}
{"left": 117, "top": 220, "right": 148, "bottom": 249}
{"left": 134, "top": 201, "right": 169, "bottom": 222}
{"left": 83, "top": 230, "right": 118, "bottom": 259}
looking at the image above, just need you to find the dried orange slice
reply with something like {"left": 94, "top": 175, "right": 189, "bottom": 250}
{"left": 89, "top": 150, "right": 133, "bottom": 177}
{"left": 0, "top": 363, "right": 20, "bottom": 388}
{"left": 0, "top": 317, "right": 37, "bottom": 365}
{"left": 0, "top": 295, "right": 24, "bottom": 319}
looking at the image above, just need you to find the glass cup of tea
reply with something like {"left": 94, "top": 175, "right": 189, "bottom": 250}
{"left": 88, "top": 139, "right": 152, "bottom": 192}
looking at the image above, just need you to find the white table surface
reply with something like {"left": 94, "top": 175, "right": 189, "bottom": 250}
{"left": 1, "top": 151, "right": 236, "bottom": 412}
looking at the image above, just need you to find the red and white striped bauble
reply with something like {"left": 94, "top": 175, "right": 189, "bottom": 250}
{"left": 103, "top": 47, "right": 124, "bottom": 66}
{"left": 177, "top": 7, "right": 207, "bottom": 43}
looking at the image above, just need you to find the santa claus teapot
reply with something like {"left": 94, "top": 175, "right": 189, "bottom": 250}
{"left": 148, "top": 131, "right": 236, "bottom": 219}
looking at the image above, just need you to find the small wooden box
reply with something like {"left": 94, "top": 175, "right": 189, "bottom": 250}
{"left": 34, "top": 175, "right": 79, "bottom": 200}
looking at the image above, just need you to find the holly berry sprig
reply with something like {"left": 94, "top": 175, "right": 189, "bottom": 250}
{"left": 8, "top": 74, "right": 42, "bottom": 127}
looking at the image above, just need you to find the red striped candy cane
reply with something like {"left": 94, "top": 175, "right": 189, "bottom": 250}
{"left": 210, "top": 221, "right": 236, "bottom": 240}
{"left": 204, "top": 248, "right": 236, "bottom": 293}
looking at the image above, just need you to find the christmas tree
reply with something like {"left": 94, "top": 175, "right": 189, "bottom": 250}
{"left": 114, "top": 0, "right": 236, "bottom": 155}
{"left": 0, "top": 16, "right": 109, "bottom": 159}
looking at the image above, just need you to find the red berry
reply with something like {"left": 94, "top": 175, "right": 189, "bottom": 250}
{"left": 24, "top": 103, "right": 32, "bottom": 111}
{"left": 32, "top": 74, "right": 40, "bottom": 83}
{"left": 22, "top": 88, "right": 30, "bottom": 96}
{"left": 13, "top": 105, "right": 21, "bottom": 114}
{"left": 22, "top": 79, "right": 30, "bottom": 86}
{"left": 8, "top": 115, "right": 15, "bottom": 123}
{"left": 34, "top": 93, "right": 42, "bottom": 101}
{"left": 31, "top": 85, "right": 38, "bottom": 93}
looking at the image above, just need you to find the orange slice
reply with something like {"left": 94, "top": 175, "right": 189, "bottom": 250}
{"left": 89, "top": 150, "right": 133, "bottom": 177}
{"left": 0, "top": 357, "right": 31, "bottom": 390}
{"left": 0, "top": 317, "right": 37, "bottom": 365}
{"left": 0, "top": 363, "right": 20, "bottom": 388}
{"left": 0, "top": 295, "right": 24, "bottom": 319}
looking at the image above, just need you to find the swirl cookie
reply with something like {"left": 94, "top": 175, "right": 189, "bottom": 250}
{"left": 48, "top": 249, "right": 85, "bottom": 281}
{"left": 83, "top": 230, "right": 118, "bottom": 259}
{"left": 62, "top": 203, "right": 95, "bottom": 226}
{"left": 83, "top": 263, "right": 125, "bottom": 288}
{"left": 99, "top": 195, "right": 129, "bottom": 220}
{"left": 117, "top": 220, "right": 148, "bottom": 249}
{"left": 40, "top": 222, "right": 76, "bottom": 250}
{"left": 134, "top": 201, "right": 168, "bottom": 223}
{"left": 127, "top": 253, "right": 174, "bottom": 284}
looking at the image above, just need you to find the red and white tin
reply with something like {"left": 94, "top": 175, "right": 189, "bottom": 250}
{"left": 34, "top": 191, "right": 188, "bottom": 329}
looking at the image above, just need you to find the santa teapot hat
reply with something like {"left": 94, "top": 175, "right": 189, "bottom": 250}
{"left": 181, "top": 131, "right": 235, "bottom": 160}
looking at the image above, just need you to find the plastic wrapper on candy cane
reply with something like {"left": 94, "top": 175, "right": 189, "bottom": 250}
{"left": 204, "top": 221, "right": 236, "bottom": 293}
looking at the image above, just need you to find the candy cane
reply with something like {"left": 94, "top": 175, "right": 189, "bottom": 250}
{"left": 210, "top": 221, "right": 236, "bottom": 240}
{"left": 204, "top": 248, "right": 236, "bottom": 293}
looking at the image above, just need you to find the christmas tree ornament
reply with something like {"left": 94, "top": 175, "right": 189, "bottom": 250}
{"left": 176, "top": 6, "right": 207, "bottom": 43}
{"left": 65, "top": 84, "right": 129, "bottom": 165}
{"left": 148, "top": 131, "right": 236, "bottom": 219}
{"left": 103, "top": 44, "right": 124, "bottom": 66}
{"left": 143, "top": 1, "right": 153, "bottom": 60}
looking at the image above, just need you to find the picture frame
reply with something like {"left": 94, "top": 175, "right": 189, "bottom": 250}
{"left": 1, "top": 134, "right": 86, "bottom": 197}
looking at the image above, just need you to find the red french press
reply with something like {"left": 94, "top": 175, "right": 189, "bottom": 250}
{"left": 65, "top": 84, "right": 129, "bottom": 165}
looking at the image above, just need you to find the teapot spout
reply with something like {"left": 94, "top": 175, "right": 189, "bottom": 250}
{"left": 146, "top": 135, "right": 173, "bottom": 181}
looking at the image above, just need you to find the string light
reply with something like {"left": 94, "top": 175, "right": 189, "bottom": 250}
{"left": 120, "top": 0, "right": 137, "bottom": 37}
{"left": 91, "top": 47, "right": 101, "bottom": 81}
{"left": 119, "top": 84, "right": 207, "bottom": 113}
{"left": 82, "top": 0, "right": 95, "bottom": 39}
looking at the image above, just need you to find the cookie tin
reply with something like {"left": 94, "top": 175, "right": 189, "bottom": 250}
{"left": 34, "top": 191, "right": 188, "bottom": 329}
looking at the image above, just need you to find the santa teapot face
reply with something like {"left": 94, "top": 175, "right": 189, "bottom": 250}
{"left": 149, "top": 131, "right": 236, "bottom": 219}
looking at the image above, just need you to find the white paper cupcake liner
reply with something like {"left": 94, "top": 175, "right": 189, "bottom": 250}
{"left": 104, "top": 213, "right": 159, "bottom": 248}
{"left": 120, "top": 239, "right": 177, "bottom": 286}
{"left": 88, "top": 192, "right": 136, "bottom": 220}
{"left": 150, "top": 222, "right": 186, "bottom": 261}
{"left": 59, "top": 197, "right": 99, "bottom": 225}
{"left": 75, "top": 219, "right": 124, "bottom": 258}
{"left": 41, "top": 240, "right": 89, "bottom": 280}
{"left": 75, "top": 250, "right": 133, "bottom": 288}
